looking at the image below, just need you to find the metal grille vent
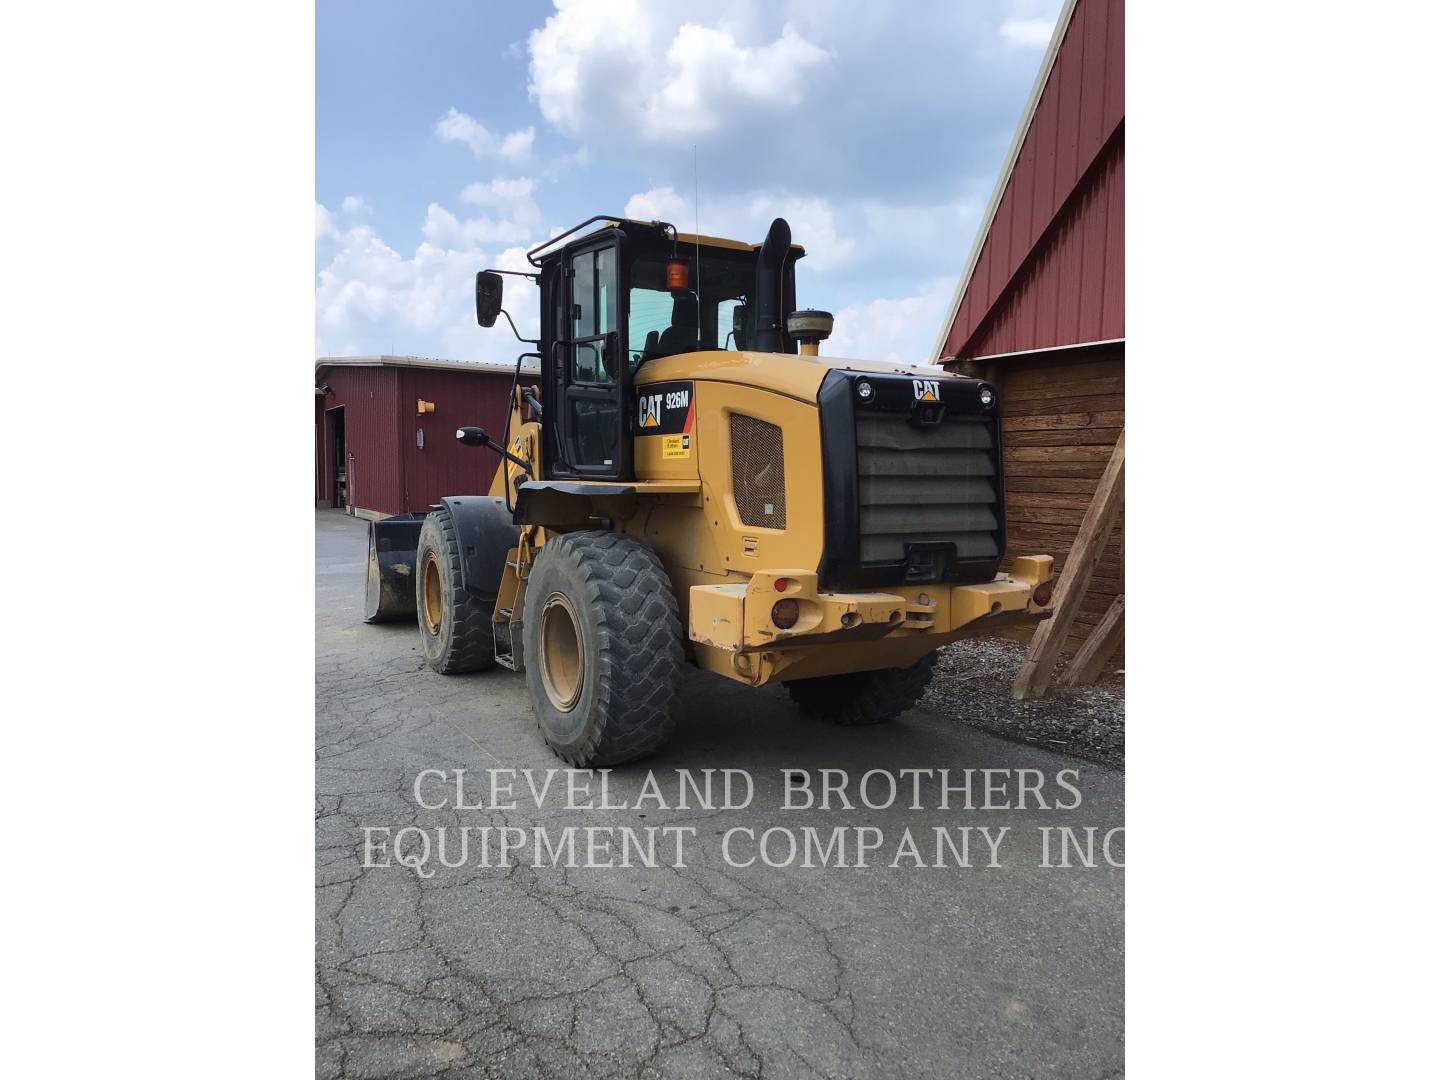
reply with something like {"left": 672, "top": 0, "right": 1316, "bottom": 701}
{"left": 730, "top": 414, "right": 787, "bottom": 528}
{"left": 855, "top": 412, "right": 1000, "bottom": 564}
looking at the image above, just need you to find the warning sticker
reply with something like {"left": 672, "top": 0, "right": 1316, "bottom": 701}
{"left": 662, "top": 433, "right": 692, "bottom": 459}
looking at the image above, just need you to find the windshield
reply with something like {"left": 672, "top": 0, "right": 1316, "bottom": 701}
{"left": 627, "top": 247, "right": 756, "bottom": 367}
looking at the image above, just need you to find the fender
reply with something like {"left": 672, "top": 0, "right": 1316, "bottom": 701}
{"left": 437, "top": 495, "right": 520, "bottom": 598}
{"left": 511, "top": 481, "right": 638, "bottom": 525}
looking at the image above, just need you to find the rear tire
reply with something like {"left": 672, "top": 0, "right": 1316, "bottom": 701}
{"left": 522, "top": 531, "right": 683, "bottom": 766}
{"left": 416, "top": 506, "right": 497, "bottom": 674}
{"left": 786, "top": 653, "right": 938, "bottom": 726}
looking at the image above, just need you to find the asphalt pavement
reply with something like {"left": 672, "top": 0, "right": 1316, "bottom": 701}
{"left": 316, "top": 509, "right": 1124, "bottom": 1080}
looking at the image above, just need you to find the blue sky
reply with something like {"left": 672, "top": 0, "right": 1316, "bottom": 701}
{"left": 316, "top": 0, "right": 1062, "bottom": 364}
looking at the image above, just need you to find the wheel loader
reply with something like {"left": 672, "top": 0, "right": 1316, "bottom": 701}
{"left": 363, "top": 214, "right": 1054, "bottom": 766}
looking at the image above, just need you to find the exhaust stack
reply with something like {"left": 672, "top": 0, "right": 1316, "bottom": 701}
{"left": 753, "top": 218, "right": 791, "bottom": 353}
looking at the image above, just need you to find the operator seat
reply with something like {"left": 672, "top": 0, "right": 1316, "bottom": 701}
{"left": 647, "top": 294, "right": 702, "bottom": 361}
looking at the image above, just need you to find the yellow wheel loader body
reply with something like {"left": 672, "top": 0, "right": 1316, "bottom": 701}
{"left": 367, "top": 213, "right": 1053, "bottom": 764}
{"left": 484, "top": 345, "right": 1053, "bottom": 689}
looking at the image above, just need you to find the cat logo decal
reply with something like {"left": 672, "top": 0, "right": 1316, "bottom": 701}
{"left": 912, "top": 378, "right": 941, "bottom": 402}
{"left": 635, "top": 382, "right": 695, "bottom": 436}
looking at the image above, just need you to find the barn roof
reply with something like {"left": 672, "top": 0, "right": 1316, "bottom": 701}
{"left": 315, "top": 355, "right": 532, "bottom": 377}
{"left": 932, "top": 0, "right": 1124, "bottom": 363}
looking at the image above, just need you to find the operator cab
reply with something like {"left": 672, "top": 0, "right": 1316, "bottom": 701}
{"left": 487, "top": 216, "right": 807, "bottom": 483}
{"left": 625, "top": 234, "right": 789, "bottom": 363}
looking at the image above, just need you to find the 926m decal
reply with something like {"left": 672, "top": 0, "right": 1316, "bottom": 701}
{"left": 635, "top": 381, "right": 695, "bottom": 436}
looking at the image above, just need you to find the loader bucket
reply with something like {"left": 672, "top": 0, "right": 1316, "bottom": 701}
{"left": 363, "top": 513, "right": 428, "bottom": 623}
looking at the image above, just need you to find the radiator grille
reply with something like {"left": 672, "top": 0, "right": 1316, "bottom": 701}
{"left": 855, "top": 412, "right": 999, "bottom": 564}
{"left": 730, "top": 414, "right": 786, "bottom": 528}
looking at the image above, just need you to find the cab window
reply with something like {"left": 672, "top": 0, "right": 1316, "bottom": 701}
{"left": 627, "top": 248, "right": 754, "bottom": 365}
{"left": 570, "top": 246, "right": 617, "bottom": 384}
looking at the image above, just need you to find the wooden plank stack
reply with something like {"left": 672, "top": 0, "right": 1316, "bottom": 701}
{"left": 988, "top": 344, "right": 1125, "bottom": 665}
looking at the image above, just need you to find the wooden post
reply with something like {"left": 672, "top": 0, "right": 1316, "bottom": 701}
{"left": 1012, "top": 428, "right": 1125, "bottom": 700}
{"left": 1057, "top": 594, "right": 1124, "bottom": 687}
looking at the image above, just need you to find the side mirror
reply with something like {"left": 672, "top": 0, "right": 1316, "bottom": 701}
{"left": 475, "top": 271, "right": 503, "bottom": 328}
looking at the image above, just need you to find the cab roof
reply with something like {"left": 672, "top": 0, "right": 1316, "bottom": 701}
{"left": 602, "top": 218, "right": 805, "bottom": 256}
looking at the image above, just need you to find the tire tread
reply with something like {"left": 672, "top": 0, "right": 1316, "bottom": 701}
{"left": 419, "top": 507, "right": 496, "bottom": 674}
{"left": 525, "top": 531, "right": 683, "bottom": 766}
{"left": 785, "top": 653, "right": 938, "bottom": 726}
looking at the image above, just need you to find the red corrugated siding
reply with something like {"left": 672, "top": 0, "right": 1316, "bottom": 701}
{"left": 314, "top": 363, "right": 534, "bottom": 516}
{"left": 316, "top": 365, "right": 403, "bottom": 513}
{"left": 315, "top": 395, "right": 329, "bottom": 504}
{"left": 943, "top": 0, "right": 1124, "bottom": 359}
{"left": 964, "top": 140, "right": 1123, "bottom": 357}
{"left": 396, "top": 367, "right": 535, "bottom": 511}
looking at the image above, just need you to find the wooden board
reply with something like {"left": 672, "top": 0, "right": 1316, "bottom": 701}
{"left": 1004, "top": 393, "right": 1126, "bottom": 417}
{"left": 1012, "top": 429, "right": 1125, "bottom": 698}
{"left": 1004, "top": 411, "right": 1126, "bottom": 432}
{"left": 973, "top": 343, "right": 1125, "bottom": 667}
{"left": 1057, "top": 594, "right": 1125, "bottom": 686}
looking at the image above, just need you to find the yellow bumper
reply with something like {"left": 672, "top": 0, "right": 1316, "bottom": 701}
{"left": 688, "top": 556, "right": 1054, "bottom": 686}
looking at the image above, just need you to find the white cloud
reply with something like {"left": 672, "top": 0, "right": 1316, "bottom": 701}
{"left": 621, "top": 185, "right": 980, "bottom": 277}
{"left": 318, "top": 183, "right": 956, "bottom": 364}
{"left": 461, "top": 177, "right": 541, "bottom": 224}
{"left": 624, "top": 185, "right": 689, "bottom": 222}
{"left": 999, "top": 16, "right": 1055, "bottom": 48}
{"left": 315, "top": 197, "right": 542, "bottom": 362}
{"left": 340, "top": 194, "right": 370, "bottom": 216}
{"left": 745, "top": 194, "right": 854, "bottom": 271}
{"left": 499, "top": 128, "right": 536, "bottom": 159}
{"left": 528, "top": 3, "right": 830, "bottom": 143}
{"left": 434, "top": 107, "right": 536, "bottom": 162}
{"left": 420, "top": 192, "right": 536, "bottom": 248}
{"left": 316, "top": 202, "right": 338, "bottom": 240}
{"left": 622, "top": 186, "right": 862, "bottom": 267}
{"left": 641, "top": 24, "right": 830, "bottom": 138}
{"left": 826, "top": 278, "right": 955, "bottom": 364}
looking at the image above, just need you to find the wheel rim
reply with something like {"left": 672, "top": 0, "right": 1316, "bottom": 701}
{"left": 539, "top": 592, "right": 584, "bottom": 712}
{"left": 422, "top": 551, "right": 444, "bottom": 635}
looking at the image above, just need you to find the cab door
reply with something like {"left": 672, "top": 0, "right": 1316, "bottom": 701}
{"left": 550, "top": 234, "right": 630, "bottom": 480}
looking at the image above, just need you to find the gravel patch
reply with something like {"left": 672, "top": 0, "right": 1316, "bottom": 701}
{"left": 922, "top": 637, "right": 1125, "bottom": 769}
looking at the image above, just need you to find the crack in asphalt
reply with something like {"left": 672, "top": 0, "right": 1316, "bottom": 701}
{"left": 314, "top": 511, "right": 1124, "bottom": 1079}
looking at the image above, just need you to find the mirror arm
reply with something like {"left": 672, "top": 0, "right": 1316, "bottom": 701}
{"left": 456, "top": 426, "right": 531, "bottom": 473}
{"left": 499, "top": 308, "right": 539, "bottom": 346}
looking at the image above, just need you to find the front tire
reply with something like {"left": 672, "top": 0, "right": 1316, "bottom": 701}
{"left": 522, "top": 531, "right": 683, "bottom": 766}
{"left": 416, "top": 506, "right": 497, "bottom": 674}
{"left": 786, "top": 653, "right": 938, "bottom": 726}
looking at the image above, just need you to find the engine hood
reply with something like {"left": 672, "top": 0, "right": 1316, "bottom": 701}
{"left": 635, "top": 349, "right": 957, "bottom": 404}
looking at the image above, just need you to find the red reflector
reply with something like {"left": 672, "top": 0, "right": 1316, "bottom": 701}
{"left": 774, "top": 577, "right": 790, "bottom": 592}
{"left": 1033, "top": 580, "right": 1054, "bottom": 606}
{"left": 771, "top": 598, "right": 799, "bottom": 629}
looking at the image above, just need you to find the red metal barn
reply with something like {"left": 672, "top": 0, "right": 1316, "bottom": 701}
{"left": 933, "top": 0, "right": 1124, "bottom": 655}
{"left": 315, "top": 356, "right": 535, "bottom": 518}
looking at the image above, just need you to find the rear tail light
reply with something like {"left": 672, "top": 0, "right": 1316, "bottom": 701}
{"left": 1033, "top": 580, "right": 1054, "bottom": 607}
{"left": 771, "top": 599, "right": 799, "bottom": 629}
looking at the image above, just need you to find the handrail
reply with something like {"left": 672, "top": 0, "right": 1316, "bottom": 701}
{"left": 502, "top": 351, "right": 542, "bottom": 514}
{"left": 526, "top": 215, "right": 676, "bottom": 266}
